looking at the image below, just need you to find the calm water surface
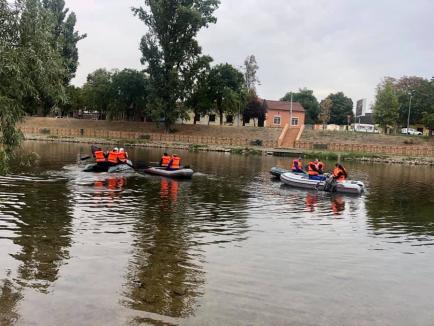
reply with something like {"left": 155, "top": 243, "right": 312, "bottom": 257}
{"left": 1, "top": 141, "right": 434, "bottom": 325}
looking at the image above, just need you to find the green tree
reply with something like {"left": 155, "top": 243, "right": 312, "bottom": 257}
{"left": 422, "top": 111, "right": 434, "bottom": 136}
{"left": 132, "top": 0, "right": 220, "bottom": 130}
{"left": 82, "top": 69, "right": 113, "bottom": 118}
{"left": 19, "top": 0, "right": 67, "bottom": 116}
{"left": 373, "top": 81, "right": 400, "bottom": 133}
{"left": 0, "top": 0, "right": 24, "bottom": 162}
{"left": 324, "top": 92, "right": 354, "bottom": 125}
{"left": 62, "top": 85, "right": 84, "bottom": 116}
{"left": 206, "top": 64, "right": 245, "bottom": 125}
{"left": 109, "top": 69, "right": 150, "bottom": 121}
{"left": 42, "top": 0, "right": 86, "bottom": 84}
{"left": 281, "top": 88, "right": 320, "bottom": 124}
{"left": 319, "top": 98, "right": 332, "bottom": 130}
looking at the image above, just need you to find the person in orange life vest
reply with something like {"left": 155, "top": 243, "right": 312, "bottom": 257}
{"left": 317, "top": 161, "right": 326, "bottom": 175}
{"left": 308, "top": 159, "right": 326, "bottom": 181}
{"left": 107, "top": 147, "right": 119, "bottom": 165}
{"left": 94, "top": 149, "right": 106, "bottom": 163}
{"left": 291, "top": 157, "right": 304, "bottom": 173}
{"left": 332, "top": 163, "right": 348, "bottom": 181}
{"left": 160, "top": 152, "right": 171, "bottom": 167}
{"left": 167, "top": 154, "right": 181, "bottom": 170}
{"left": 117, "top": 148, "right": 128, "bottom": 163}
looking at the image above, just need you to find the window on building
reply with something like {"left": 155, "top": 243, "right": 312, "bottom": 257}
{"left": 209, "top": 114, "right": 216, "bottom": 122}
{"left": 226, "top": 115, "right": 234, "bottom": 124}
{"left": 291, "top": 118, "right": 299, "bottom": 126}
{"left": 273, "top": 116, "right": 281, "bottom": 126}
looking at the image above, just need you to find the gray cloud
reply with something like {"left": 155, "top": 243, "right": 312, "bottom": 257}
{"left": 70, "top": 0, "right": 434, "bottom": 105}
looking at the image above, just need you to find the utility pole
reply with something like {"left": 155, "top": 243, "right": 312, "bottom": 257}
{"left": 290, "top": 92, "right": 293, "bottom": 128}
{"left": 407, "top": 92, "right": 413, "bottom": 132}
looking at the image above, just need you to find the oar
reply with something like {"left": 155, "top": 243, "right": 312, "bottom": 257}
{"left": 79, "top": 155, "right": 91, "bottom": 161}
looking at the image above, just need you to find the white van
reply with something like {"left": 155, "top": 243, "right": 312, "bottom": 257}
{"left": 354, "top": 124, "right": 379, "bottom": 133}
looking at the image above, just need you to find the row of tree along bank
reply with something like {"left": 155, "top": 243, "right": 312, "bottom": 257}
{"left": 373, "top": 76, "right": 434, "bottom": 135}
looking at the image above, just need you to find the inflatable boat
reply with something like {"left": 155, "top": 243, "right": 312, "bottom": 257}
{"left": 83, "top": 160, "right": 134, "bottom": 173}
{"left": 270, "top": 167, "right": 306, "bottom": 178}
{"left": 143, "top": 166, "right": 194, "bottom": 179}
{"left": 280, "top": 172, "right": 365, "bottom": 195}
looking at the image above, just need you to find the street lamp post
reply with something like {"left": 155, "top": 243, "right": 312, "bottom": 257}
{"left": 407, "top": 92, "right": 413, "bottom": 133}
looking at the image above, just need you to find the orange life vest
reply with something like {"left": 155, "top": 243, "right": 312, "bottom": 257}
{"left": 333, "top": 167, "right": 346, "bottom": 181}
{"left": 170, "top": 155, "right": 181, "bottom": 169}
{"left": 161, "top": 155, "right": 171, "bottom": 167}
{"left": 317, "top": 161, "right": 325, "bottom": 172}
{"left": 117, "top": 151, "right": 127, "bottom": 163}
{"left": 107, "top": 151, "right": 118, "bottom": 164}
{"left": 291, "top": 159, "right": 302, "bottom": 171}
{"left": 308, "top": 162, "right": 319, "bottom": 176}
{"left": 94, "top": 151, "right": 106, "bottom": 163}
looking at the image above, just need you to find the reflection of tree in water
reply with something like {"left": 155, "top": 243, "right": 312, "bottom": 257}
{"left": 10, "top": 180, "right": 73, "bottom": 292}
{"left": 365, "top": 165, "right": 434, "bottom": 239}
{"left": 0, "top": 278, "right": 23, "bottom": 326}
{"left": 122, "top": 175, "right": 251, "bottom": 320}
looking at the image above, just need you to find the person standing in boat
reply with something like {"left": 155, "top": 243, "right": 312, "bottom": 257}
{"left": 332, "top": 163, "right": 348, "bottom": 181}
{"left": 308, "top": 159, "right": 326, "bottom": 181}
{"left": 160, "top": 152, "right": 171, "bottom": 167}
{"left": 291, "top": 157, "right": 304, "bottom": 173}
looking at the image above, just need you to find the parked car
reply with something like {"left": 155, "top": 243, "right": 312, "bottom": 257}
{"left": 401, "top": 128, "right": 423, "bottom": 135}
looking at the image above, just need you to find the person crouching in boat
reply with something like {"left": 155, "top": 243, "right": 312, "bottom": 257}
{"left": 332, "top": 163, "right": 348, "bottom": 181}
{"left": 291, "top": 157, "right": 304, "bottom": 173}
{"left": 107, "top": 147, "right": 119, "bottom": 166}
{"left": 160, "top": 152, "right": 171, "bottom": 167}
{"left": 117, "top": 148, "right": 128, "bottom": 163}
{"left": 167, "top": 154, "right": 181, "bottom": 170}
{"left": 308, "top": 159, "right": 326, "bottom": 181}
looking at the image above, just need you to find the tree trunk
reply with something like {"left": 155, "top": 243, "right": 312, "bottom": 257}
{"left": 219, "top": 109, "right": 223, "bottom": 126}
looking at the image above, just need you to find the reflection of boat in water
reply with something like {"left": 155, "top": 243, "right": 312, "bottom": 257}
{"left": 281, "top": 172, "right": 365, "bottom": 195}
{"left": 83, "top": 160, "right": 134, "bottom": 173}
{"left": 144, "top": 166, "right": 194, "bottom": 179}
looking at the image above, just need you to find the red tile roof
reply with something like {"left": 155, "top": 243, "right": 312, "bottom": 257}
{"left": 263, "top": 99, "right": 305, "bottom": 113}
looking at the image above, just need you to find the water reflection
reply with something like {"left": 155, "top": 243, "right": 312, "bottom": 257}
{"left": 0, "top": 278, "right": 22, "bottom": 326}
{"left": 365, "top": 164, "right": 434, "bottom": 244}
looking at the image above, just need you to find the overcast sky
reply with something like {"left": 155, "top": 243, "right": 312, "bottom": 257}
{"left": 68, "top": 0, "right": 434, "bottom": 106}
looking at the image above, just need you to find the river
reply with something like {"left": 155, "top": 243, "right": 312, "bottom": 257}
{"left": 1, "top": 141, "right": 434, "bottom": 326}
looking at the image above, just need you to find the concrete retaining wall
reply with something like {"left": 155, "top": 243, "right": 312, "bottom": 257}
{"left": 295, "top": 141, "right": 434, "bottom": 157}
{"left": 20, "top": 126, "right": 278, "bottom": 148}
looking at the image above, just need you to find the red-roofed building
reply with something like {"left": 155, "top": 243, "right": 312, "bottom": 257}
{"left": 263, "top": 100, "right": 305, "bottom": 128}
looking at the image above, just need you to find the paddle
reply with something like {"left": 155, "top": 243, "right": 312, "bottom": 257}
{"left": 79, "top": 155, "right": 92, "bottom": 161}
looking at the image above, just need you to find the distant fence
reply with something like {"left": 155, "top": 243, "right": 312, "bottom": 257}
{"left": 20, "top": 127, "right": 278, "bottom": 148}
{"left": 295, "top": 141, "right": 434, "bottom": 157}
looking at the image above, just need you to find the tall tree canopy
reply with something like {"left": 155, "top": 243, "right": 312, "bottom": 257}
{"left": 43, "top": 0, "right": 87, "bottom": 84}
{"left": 373, "top": 80, "right": 400, "bottom": 133}
{"left": 322, "top": 92, "right": 354, "bottom": 125}
{"left": 244, "top": 55, "right": 260, "bottom": 91}
{"left": 133, "top": 0, "right": 220, "bottom": 130}
{"left": 281, "top": 89, "right": 320, "bottom": 124}
{"left": 206, "top": 64, "right": 245, "bottom": 125}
